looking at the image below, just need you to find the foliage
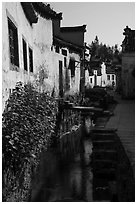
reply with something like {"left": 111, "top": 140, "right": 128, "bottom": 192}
{"left": 64, "top": 93, "right": 83, "bottom": 105}
{"left": 89, "top": 36, "right": 122, "bottom": 63}
{"left": 2, "top": 82, "right": 58, "bottom": 175}
{"left": 33, "top": 62, "right": 51, "bottom": 93}
{"left": 84, "top": 87, "right": 108, "bottom": 109}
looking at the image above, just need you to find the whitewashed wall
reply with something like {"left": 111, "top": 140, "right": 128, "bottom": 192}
{"left": 88, "top": 62, "right": 116, "bottom": 88}
{"left": 51, "top": 45, "right": 81, "bottom": 96}
{"left": 69, "top": 52, "right": 81, "bottom": 95}
{"left": 2, "top": 2, "right": 83, "bottom": 111}
{"left": 2, "top": 2, "right": 55, "bottom": 110}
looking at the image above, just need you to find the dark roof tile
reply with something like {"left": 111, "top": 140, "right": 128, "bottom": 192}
{"left": 60, "top": 25, "right": 86, "bottom": 32}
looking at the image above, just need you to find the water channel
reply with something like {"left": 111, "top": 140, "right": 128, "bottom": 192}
{"left": 30, "top": 114, "right": 135, "bottom": 202}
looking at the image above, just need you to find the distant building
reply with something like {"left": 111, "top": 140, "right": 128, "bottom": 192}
{"left": 53, "top": 17, "right": 87, "bottom": 96}
{"left": 88, "top": 62, "right": 116, "bottom": 88}
{"left": 84, "top": 44, "right": 90, "bottom": 87}
{"left": 121, "top": 26, "right": 135, "bottom": 99}
{"left": 104, "top": 63, "right": 116, "bottom": 87}
{"left": 88, "top": 56, "right": 101, "bottom": 88}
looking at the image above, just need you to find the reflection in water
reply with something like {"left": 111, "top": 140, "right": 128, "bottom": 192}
{"left": 30, "top": 131, "right": 134, "bottom": 202}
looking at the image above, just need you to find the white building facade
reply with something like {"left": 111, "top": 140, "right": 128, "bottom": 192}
{"left": 2, "top": 2, "right": 62, "bottom": 110}
{"left": 88, "top": 62, "right": 116, "bottom": 88}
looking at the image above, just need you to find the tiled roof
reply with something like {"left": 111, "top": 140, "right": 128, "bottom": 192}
{"left": 21, "top": 3, "right": 38, "bottom": 24}
{"left": 21, "top": 2, "right": 62, "bottom": 23}
{"left": 60, "top": 25, "right": 86, "bottom": 32}
{"left": 53, "top": 36, "right": 84, "bottom": 53}
{"left": 32, "top": 2, "right": 62, "bottom": 20}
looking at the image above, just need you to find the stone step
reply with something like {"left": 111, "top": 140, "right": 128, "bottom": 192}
{"left": 91, "top": 159, "right": 117, "bottom": 169}
{"left": 92, "top": 133, "right": 116, "bottom": 141}
{"left": 93, "top": 132, "right": 116, "bottom": 136}
{"left": 93, "top": 168, "right": 116, "bottom": 180}
{"left": 92, "top": 140, "right": 116, "bottom": 149}
{"left": 92, "top": 128, "right": 117, "bottom": 133}
{"left": 91, "top": 149, "right": 118, "bottom": 161}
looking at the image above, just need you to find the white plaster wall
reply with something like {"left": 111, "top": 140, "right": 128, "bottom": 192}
{"left": 52, "top": 48, "right": 81, "bottom": 96}
{"left": 97, "top": 76, "right": 102, "bottom": 86}
{"left": 89, "top": 74, "right": 101, "bottom": 87}
{"left": 85, "top": 69, "right": 89, "bottom": 86}
{"left": 105, "top": 74, "right": 116, "bottom": 87}
{"left": 69, "top": 52, "right": 81, "bottom": 95}
{"left": 3, "top": 2, "right": 83, "bottom": 111}
{"left": 2, "top": 2, "right": 55, "bottom": 110}
{"left": 88, "top": 63, "right": 116, "bottom": 88}
{"left": 33, "top": 15, "right": 55, "bottom": 93}
{"left": 2, "top": 2, "right": 34, "bottom": 110}
{"left": 88, "top": 76, "right": 94, "bottom": 88}
{"left": 51, "top": 49, "right": 66, "bottom": 96}
{"left": 101, "top": 62, "right": 107, "bottom": 87}
{"left": 101, "top": 62, "right": 116, "bottom": 87}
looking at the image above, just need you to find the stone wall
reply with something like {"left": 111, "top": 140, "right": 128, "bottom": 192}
{"left": 122, "top": 53, "right": 135, "bottom": 98}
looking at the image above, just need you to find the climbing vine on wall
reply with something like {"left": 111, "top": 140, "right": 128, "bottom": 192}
{"left": 34, "top": 62, "right": 50, "bottom": 92}
{"left": 2, "top": 82, "right": 58, "bottom": 199}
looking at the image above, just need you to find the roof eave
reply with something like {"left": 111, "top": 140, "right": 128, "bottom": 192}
{"left": 21, "top": 2, "right": 38, "bottom": 24}
{"left": 53, "top": 36, "right": 84, "bottom": 53}
{"left": 32, "top": 2, "right": 62, "bottom": 20}
{"left": 60, "top": 25, "right": 86, "bottom": 33}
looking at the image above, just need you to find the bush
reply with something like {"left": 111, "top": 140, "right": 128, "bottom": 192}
{"left": 2, "top": 82, "right": 58, "bottom": 200}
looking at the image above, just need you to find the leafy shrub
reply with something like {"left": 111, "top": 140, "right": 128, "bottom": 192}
{"left": 64, "top": 93, "right": 83, "bottom": 105}
{"left": 2, "top": 81, "right": 58, "bottom": 176}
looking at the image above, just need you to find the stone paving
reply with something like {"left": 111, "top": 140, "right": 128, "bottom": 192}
{"left": 106, "top": 93, "right": 135, "bottom": 176}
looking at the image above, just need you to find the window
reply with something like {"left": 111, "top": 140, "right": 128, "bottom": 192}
{"left": 62, "top": 49, "right": 67, "bottom": 56}
{"left": 22, "top": 38, "right": 27, "bottom": 71}
{"left": 90, "top": 78, "right": 92, "bottom": 83}
{"left": 112, "top": 74, "right": 114, "bottom": 80}
{"left": 64, "top": 57, "right": 67, "bottom": 67}
{"left": 55, "top": 46, "right": 60, "bottom": 53}
{"left": 8, "top": 17, "right": 19, "bottom": 67}
{"left": 9, "top": 88, "right": 12, "bottom": 96}
{"left": 107, "top": 75, "right": 110, "bottom": 80}
{"left": 69, "top": 59, "right": 75, "bottom": 77}
{"left": 29, "top": 47, "right": 33, "bottom": 72}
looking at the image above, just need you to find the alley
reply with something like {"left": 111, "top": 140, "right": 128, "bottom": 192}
{"left": 106, "top": 93, "right": 135, "bottom": 176}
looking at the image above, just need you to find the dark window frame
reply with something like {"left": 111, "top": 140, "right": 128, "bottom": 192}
{"left": 107, "top": 74, "right": 110, "bottom": 80}
{"left": 8, "top": 17, "right": 19, "bottom": 67}
{"left": 112, "top": 74, "right": 114, "bottom": 80}
{"left": 64, "top": 57, "right": 67, "bottom": 67}
{"left": 62, "top": 49, "right": 67, "bottom": 56}
{"left": 69, "top": 59, "right": 75, "bottom": 77}
{"left": 55, "top": 45, "right": 60, "bottom": 53}
{"left": 29, "top": 47, "right": 33, "bottom": 73}
{"left": 22, "top": 38, "right": 28, "bottom": 71}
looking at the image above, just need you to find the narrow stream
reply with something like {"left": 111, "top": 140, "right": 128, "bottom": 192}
{"left": 30, "top": 124, "right": 134, "bottom": 202}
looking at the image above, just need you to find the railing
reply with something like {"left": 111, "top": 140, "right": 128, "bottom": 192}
{"left": 57, "top": 100, "right": 103, "bottom": 135}
{"left": 59, "top": 108, "right": 81, "bottom": 135}
{"left": 55, "top": 99, "right": 104, "bottom": 160}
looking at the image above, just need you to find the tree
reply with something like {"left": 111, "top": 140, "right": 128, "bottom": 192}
{"left": 89, "top": 36, "right": 120, "bottom": 63}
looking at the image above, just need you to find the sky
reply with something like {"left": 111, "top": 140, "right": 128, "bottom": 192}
{"left": 49, "top": 2, "right": 135, "bottom": 49}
